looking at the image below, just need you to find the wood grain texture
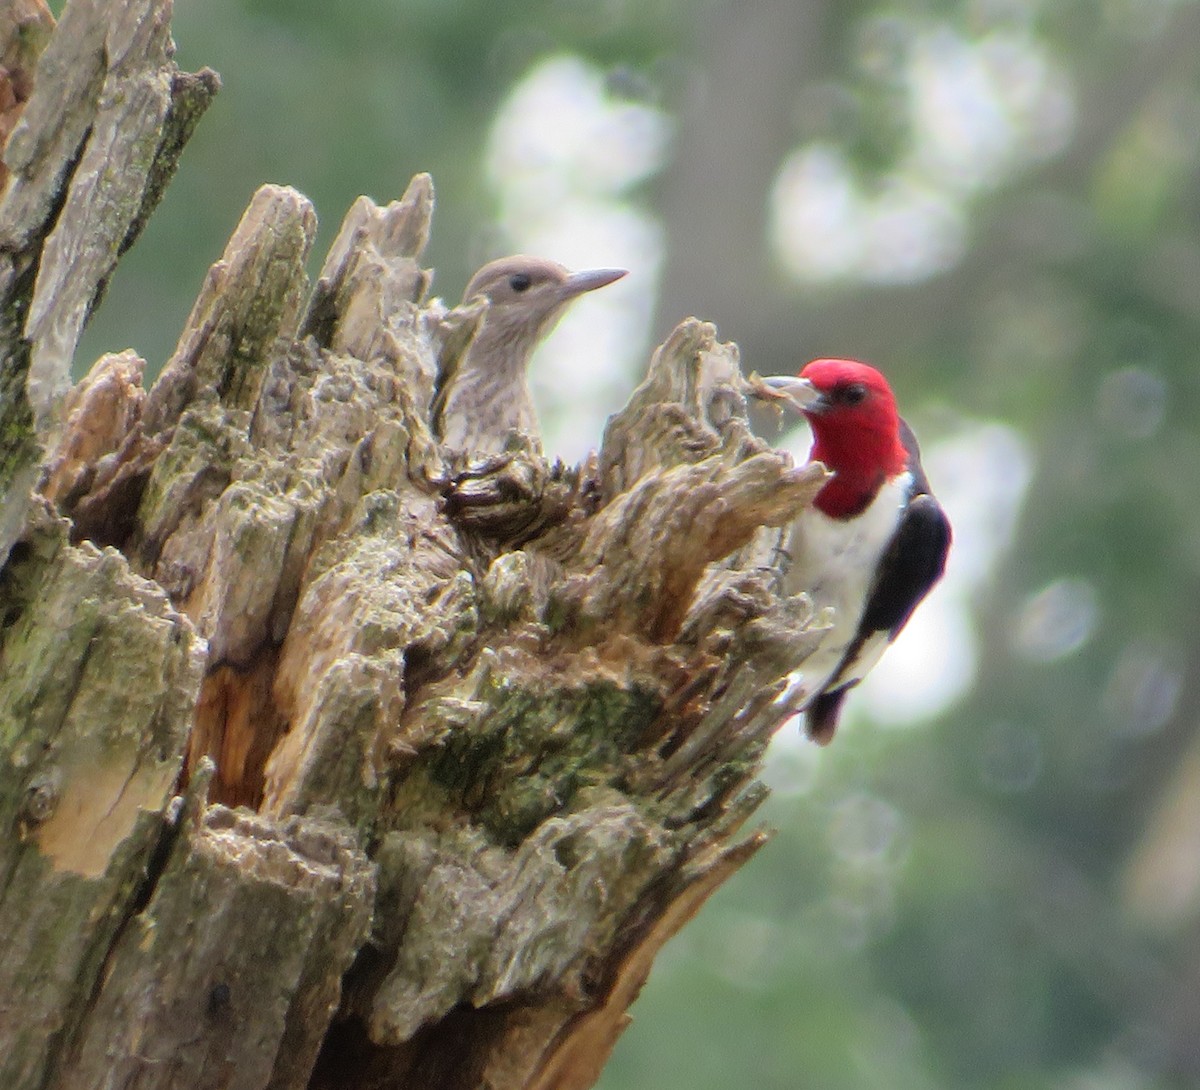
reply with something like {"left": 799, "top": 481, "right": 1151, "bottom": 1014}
{"left": 0, "top": 0, "right": 217, "bottom": 567}
{"left": 0, "top": 4, "right": 834, "bottom": 1088}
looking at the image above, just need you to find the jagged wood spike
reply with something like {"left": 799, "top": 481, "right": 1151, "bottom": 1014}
{"left": 1, "top": 4, "right": 838, "bottom": 1088}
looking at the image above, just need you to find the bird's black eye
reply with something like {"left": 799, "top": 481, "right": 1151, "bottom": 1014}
{"left": 509, "top": 273, "right": 532, "bottom": 293}
{"left": 841, "top": 382, "right": 868, "bottom": 405}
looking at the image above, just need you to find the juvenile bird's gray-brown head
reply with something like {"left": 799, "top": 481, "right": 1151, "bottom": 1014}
{"left": 433, "top": 256, "right": 626, "bottom": 453}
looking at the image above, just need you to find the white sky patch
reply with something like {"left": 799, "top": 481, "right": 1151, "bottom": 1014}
{"left": 909, "top": 27, "right": 1073, "bottom": 189}
{"left": 770, "top": 147, "right": 966, "bottom": 286}
{"left": 859, "top": 176, "right": 966, "bottom": 284}
{"left": 909, "top": 27, "right": 1015, "bottom": 191}
{"left": 485, "top": 55, "right": 671, "bottom": 462}
{"left": 770, "top": 145, "right": 864, "bottom": 281}
{"left": 488, "top": 55, "right": 669, "bottom": 200}
{"left": 770, "top": 21, "right": 1074, "bottom": 285}
{"left": 977, "top": 31, "right": 1074, "bottom": 162}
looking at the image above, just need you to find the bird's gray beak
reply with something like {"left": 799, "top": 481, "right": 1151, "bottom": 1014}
{"left": 756, "top": 375, "right": 827, "bottom": 414}
{"left": 562, "top": 268, "right": 628, "bottom": 296}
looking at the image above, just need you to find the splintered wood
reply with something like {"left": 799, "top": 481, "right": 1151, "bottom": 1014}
{"left": 0, "top": 5, "right": 830, "bottom": 1088}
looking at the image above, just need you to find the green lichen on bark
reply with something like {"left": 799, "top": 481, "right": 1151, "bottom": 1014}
{"left": 0, "top": 506, "right": 206, "bottom": 1090}
{"left": 423, "top": 678, "right": 660, "bottom": 847}
{"left": 0, "top": 0, "right": 222, "bottom": 567}
{"left": 0, "top": 256, "right": 40, "bottom": 565}
{"left": 51, "top": 803, "right": 375, "bottom": 1090}
{"left": 4, "top": 5, "right": 832, "bottom": 1082}
{"left": 114, "top": 67, "right": 221, "bottom": 261}
{"left": 133, "top": 398, "right": 250, "bottom": 574}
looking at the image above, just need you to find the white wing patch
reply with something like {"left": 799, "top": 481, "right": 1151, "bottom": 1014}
{"left": 826, "top": 630, "right": 891, "bottom": 690}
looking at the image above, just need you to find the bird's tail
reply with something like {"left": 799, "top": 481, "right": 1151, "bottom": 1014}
{"left": 804, "top": 688, "right": 847, "bottom": 745}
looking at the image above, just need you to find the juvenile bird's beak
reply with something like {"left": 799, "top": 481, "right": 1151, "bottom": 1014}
{"left": 757, "top": 375, "right": 827, "bottom": 414}
{"left": 561, "top": 268, "right": 628, "bottom": 297}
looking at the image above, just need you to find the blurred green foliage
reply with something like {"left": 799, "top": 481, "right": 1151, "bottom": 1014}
{"left": 66, "top": 0, "right": 1200, "bottom": 1086}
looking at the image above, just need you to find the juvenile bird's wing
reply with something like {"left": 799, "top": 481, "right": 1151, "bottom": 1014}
{"left": 805, "top": 488, "right": 951, "bottom": 744}
{"left": 431, "top": 297, "right": 488, "bottom": 436}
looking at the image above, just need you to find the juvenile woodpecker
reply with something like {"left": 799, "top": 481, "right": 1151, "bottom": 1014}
{"left": 433, "top": 256, "right": 626, "bottom": 452}
{"left": 757, "top": 359, "right": 951, "bottom": 744}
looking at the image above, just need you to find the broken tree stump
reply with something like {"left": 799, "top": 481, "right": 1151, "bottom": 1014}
{"left": 0, "top": 3, "right": 831, "bottom": 1088}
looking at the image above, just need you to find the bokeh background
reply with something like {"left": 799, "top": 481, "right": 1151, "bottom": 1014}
{"left": 66, "top": 0, "right": 1200, "bottom": 1086}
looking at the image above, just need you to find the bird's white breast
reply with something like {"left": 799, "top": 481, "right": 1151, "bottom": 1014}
{"left": 784, "top": 472, "right": 911, "bottom": 693}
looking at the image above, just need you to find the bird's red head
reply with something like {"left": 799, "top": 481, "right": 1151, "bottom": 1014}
{"left": 795, "top": 358, "right": 908, "bottom": 519}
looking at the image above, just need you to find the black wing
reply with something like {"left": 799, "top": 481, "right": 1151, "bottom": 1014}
{"left": 858, "top": 493, "right": 951, "bottom": 637}
{"left": 804, "top": 430, "right": 952, "bottom": 744}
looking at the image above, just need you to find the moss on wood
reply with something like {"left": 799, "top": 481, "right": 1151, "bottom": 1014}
{"left": 1, "top": 5, "right": 835, "bottom": 1088}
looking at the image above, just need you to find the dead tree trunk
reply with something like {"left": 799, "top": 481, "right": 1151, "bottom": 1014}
{"left": 0, "top": 3, "right": 828, "bottom": 1089}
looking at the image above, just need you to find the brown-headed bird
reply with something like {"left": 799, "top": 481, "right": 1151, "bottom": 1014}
{"left": 433, "top": 256, "right": 626, "bottom": 452}
{"left": 755, "top": 359, "right": 951, "bottom": 744}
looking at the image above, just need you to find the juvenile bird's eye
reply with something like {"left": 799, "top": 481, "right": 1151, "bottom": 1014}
{"left": 842, "top": 383, "right": 868, "bottom": 405}
{"left": 509, "top": 273, "right": 532, "bottom": 293}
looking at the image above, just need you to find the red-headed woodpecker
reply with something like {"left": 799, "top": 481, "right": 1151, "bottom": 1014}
{"left": 757, "top": 359, "right": 951, "bottom": 744}
{"left": 433, "top": 256, "right": 627, "bottom": 452}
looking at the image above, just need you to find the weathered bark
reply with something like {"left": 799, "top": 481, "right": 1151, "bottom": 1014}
{"left": 0, "top": 3, "right": 831, "bottom": 1089}
{"left": 0, "top": 0, "right": 218, "bottom": 568}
